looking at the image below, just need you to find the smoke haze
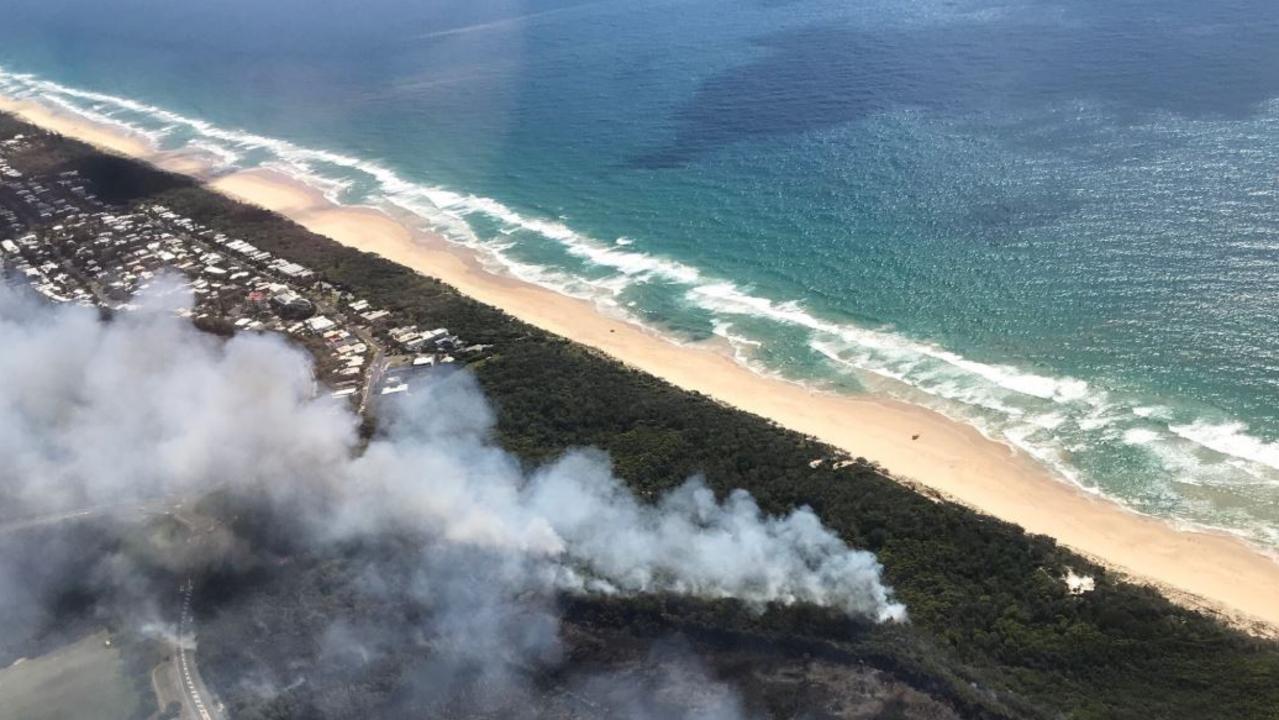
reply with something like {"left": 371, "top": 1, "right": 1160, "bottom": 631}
{"left": 0, "top": 279, "right": 905, "bottom": 716}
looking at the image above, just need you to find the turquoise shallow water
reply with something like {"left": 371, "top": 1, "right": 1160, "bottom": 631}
{"left": 2, "top": 0, "right": 1278, "bottom": 547}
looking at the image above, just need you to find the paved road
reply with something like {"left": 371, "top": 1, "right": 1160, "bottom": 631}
{"left": 309, "top": 296, "right": 388, "bottom": 418}
{"left": 0, "top": 500, "right": 169, "bottom": 536}
{"left": 0, "top": 499, "right": 228, "bottom": 719}
{"left": 176, "top": 580, "right": 225, "bottom": 720}
{"left": 359, "top": 347, "right": 389, "bottom": 415}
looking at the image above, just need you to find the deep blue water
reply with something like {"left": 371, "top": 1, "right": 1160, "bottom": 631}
{"left": 2, "top": 0, "right": 1278, "bottom": 546}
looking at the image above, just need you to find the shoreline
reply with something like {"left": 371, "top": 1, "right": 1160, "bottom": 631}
{"left": 4, "top": 94, "right": 1278, "bottom": 633}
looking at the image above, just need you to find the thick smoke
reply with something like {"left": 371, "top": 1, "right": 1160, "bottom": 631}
{"left": 0, "top": 280, "right": 904, "bottom": 622}
{"left": 0, "top": 279, "right": 904, "bottom": 716}
{"left": 0, "top": 282, "right": 353, "bottom": 514}
{"left": 345, "top": 383, "right": 905, "bottom": 622}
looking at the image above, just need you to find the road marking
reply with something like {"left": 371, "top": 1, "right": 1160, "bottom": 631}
{"left": 177, "top": 581, "right": 214, "bottom": 720}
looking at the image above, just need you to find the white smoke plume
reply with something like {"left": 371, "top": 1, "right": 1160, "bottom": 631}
{"left": 0, "top": 278, "right": 905, "bottom": 624}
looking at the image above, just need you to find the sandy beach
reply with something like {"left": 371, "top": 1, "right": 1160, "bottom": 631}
{"left": 3, "top": 95, "right": 1277, "bottom": 633}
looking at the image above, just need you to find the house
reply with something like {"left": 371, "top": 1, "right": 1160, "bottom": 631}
{"left": 305, "top": 315, "right": 336, "bottom": 332}
{"left": 270, "top": 288, "right": 315, "bottom": 319}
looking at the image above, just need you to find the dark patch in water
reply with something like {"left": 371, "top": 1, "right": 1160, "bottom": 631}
{"left": 635, "top": 0, "right": 1279, "bottom": 167}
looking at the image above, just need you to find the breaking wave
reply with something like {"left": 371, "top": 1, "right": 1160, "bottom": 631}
{"left": 3, "top": 66, "right": 1277, "bottom": 549}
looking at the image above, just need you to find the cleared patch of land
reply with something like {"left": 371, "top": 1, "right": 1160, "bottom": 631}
{"left": 0, "top": 630, "right": 140, "bottom": 720}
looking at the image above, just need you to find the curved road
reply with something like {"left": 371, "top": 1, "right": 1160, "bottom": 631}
{"left": 176, "top": 579, "right": 225, "bottom": 720}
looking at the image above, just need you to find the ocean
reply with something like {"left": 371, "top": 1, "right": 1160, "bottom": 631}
{"left": 2, "top": 0, "right": 1278, "bottom": 549}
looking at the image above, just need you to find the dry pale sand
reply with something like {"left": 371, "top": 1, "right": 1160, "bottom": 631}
{"left": 0, "top": 96, "right": 219, "bottom": 178}
{"left": 5, "top": 97, "right": 1278, "bottom": 633}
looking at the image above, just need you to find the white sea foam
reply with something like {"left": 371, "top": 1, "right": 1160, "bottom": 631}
{"left": 1077, "top": 406, "right": 1118, "bottom": 431}
{"left": 426, "top": 191, "right": 702, "bottom": 284}
{"left": 0, "top": 68, "right": 1116, "bottom": 427}
{"left": 261, "top": 160, "right": 357, "bottom": 206}
{"left": 1169, "top": 421, "right": 1279, "bottom": 472}
{"left": 33, "top": 91, "right": 170, "bottom": 146}
{"left": 710, "top": 320, "right": 768, "bottom": 369}
{"left": 186, "top": 140, "right": 242, "bottom": 168}
{"left": 1122, "top": 428, "right": 1160, "bottom": 445}
{"left": 6, "top": 66, "right": 1279, "bottom": 548}
{"left": 1029, "top": 412, "right": 1067, "bottom": 431}
{"left": 1002, "top": 424, "right": 1087, "bottom": 487}
{"left": 707, "top": 320, "right": 790, "bottom": 380}
{"left": 809, "top": 339, "right": 1028, "bottom": 417}
{"left": 691, "top": 281, "right": 1092, "bottom": 407}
